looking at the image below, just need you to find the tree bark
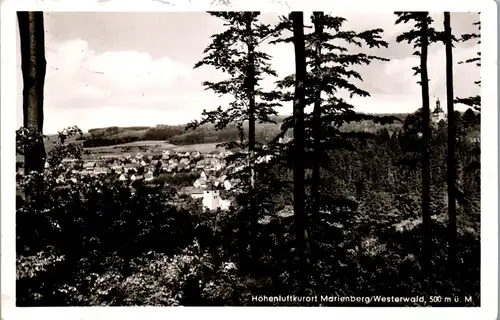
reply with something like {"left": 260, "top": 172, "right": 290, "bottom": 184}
{"left": 311, "top": 12, "right": 324, "bottom": 228}
{"left": 245, "top": 16, "right": 258, "bottom": 262}
{"left": 291, "top": 11, "right": 311, "bottom": 291}
{"left": 419, "top": 14, "right": 431, "bottom": 276}
{"left": 444, "top": 11, "right": 457, "bottom": 268}
{"left": 18, "top": 11, "right": 47, "bottom": 202}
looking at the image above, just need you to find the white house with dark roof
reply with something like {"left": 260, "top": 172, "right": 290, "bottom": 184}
{"left": 202, "top": 190, "right": 231, "bottom": 211}
{"left": 180, "top": 187, "right": 204, "bottom": 199}
{"left": 144, "top": 170, "right": 154, "bottom": 182}
{"left": 200, "top": 171, "right": 207, "bottom": 180}
{"left": 202, "top": 190, "right": 220, "bottom": 211}
{"left": 193, "top": 176, "right": 207, "bottom": 189}
{"left": 83, "top": 161, "right": 96, "bottom": 171}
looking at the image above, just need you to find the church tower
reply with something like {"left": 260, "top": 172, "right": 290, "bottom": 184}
{"left": 432, "top": 97, "right": 445, "bottom": 123}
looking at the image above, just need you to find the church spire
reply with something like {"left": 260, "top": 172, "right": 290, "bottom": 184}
{"left": 433, "top": 97, "right": 443, "bottom": 114}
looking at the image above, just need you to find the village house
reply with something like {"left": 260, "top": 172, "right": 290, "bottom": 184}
{"left": 56, "top": 174, "right": 66, "bottom": 184}
{"left": 167, "top": 159, "right": 179, "bottom": 171}
{"left": 80, "top": 170, "right": 90, "bottom": 176}
{"left": 93, "top": 166, "right": 108, "bottom": 175}
{"left": 191, "top": 188, "right": 205, "bottom": 199}
{"left": 201, "top": 190, "right": 231, "bottom": 211}
{"left": 83, "top": 161, "right": 96, "bottom": 172}
{"left": 193, "top": 177, "right": 207, "bottom": 189}
{"left": 200, "top": 171, "right": 207, "bottom": 180}
{"left": 144, "top": 170, "right": 154, "bottom": 182}
{"left": 257, "top": 154, "right": 273, "bottom": 164}
{"left": 191, "top": 151, "right": 202, "bottom": 160}
{"left": 179, "top": 186, "right": 204, "bottom": 199}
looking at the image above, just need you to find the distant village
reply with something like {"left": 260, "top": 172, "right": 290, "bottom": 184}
{"left": 16, "top": 139, "right": 286, "bottom": 212}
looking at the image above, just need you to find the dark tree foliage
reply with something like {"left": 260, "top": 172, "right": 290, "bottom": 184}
{"left": 187, "top": 12, "right": 281, "bottom": 142}
{"left": 186, "top": 12, "right": 282, "bottom": 265}
{"left": 394, "top": 11, "right": 436, "bottom": 276}
{"left": 269, "top": 12, "right": 395, "bottom": 226}
{"left": 455, "top": 15, "right": 481, "bottom": 112}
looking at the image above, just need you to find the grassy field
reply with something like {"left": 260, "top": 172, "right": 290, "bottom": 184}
{"left": 84, "top": 141, "right": 222, "bottom": 159}
{"left": 16, "top": 139, "right": 223, "bottom": 162}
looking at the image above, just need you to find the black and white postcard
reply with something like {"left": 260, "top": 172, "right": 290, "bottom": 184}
{"left": 1, "top": 0, "right": 497, "bottom": 319}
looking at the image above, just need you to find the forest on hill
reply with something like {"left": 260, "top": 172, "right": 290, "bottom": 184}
{"left": 76, "top": 113, "right": 408, "bottom": 148}
{"left": 15, "top": 11, "right": 481, "bottom": 307}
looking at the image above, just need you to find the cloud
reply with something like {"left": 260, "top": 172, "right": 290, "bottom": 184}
{"left": 17, "top": 38, "right": 196, "bottom": 132}
{"left": 45, "top": 38, "right": 193, "bottom": 101}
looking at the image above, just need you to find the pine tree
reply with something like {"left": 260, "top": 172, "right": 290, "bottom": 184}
{"left": 395, "top": 11, "right": 439, "bottom": 277}
{"left": 18, "top": 11, "right": 47, "bottom": 202}
{"left": 443, "top": 12, "right": 458, "bottom": 269}
{"left": 187, "top": 12, "right": 281, "bottom": 263}
{"left": 456, "top": 15, "right": 481, "bottom": 112}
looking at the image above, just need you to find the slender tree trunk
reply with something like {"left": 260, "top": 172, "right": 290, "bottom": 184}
{"left": 291, "top": 11, "right": 311, "bottom": 292}
{"left": 245, "top": 17, "right": 258, "bottom": 262}
{"left": 444, "top": 11, "right": 457, "bottom": 268}
{"left": 419, "top": 15, "right": 431, "bottom": 277}
{"left": 311, "top": 12, "right": 324, "bottom": 228}
{"left": 18, "top": 12, "right": 47, "bottom": 202}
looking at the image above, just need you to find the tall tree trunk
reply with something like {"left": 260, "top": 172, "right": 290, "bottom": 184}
{"left": 18, "top": 11, "right": 47, "bottom": 202}
{"left": 444, "top": 11, "right": 457, "bottom": 268}
{"left": 245, "top": 16, "right": 258, "bottom": 262}
{"left": 291, "top": 11, "right": 311, "bottom": 292}
{"left": 311, "top": 11, "right": 324, "bottom": 228}
{"left": 419, "top": 14, "right": 431, "bottom": 276}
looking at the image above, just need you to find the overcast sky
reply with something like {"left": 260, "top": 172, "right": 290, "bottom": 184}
{"left": 15, "top": 11, "right": 480, "bottom": 134}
